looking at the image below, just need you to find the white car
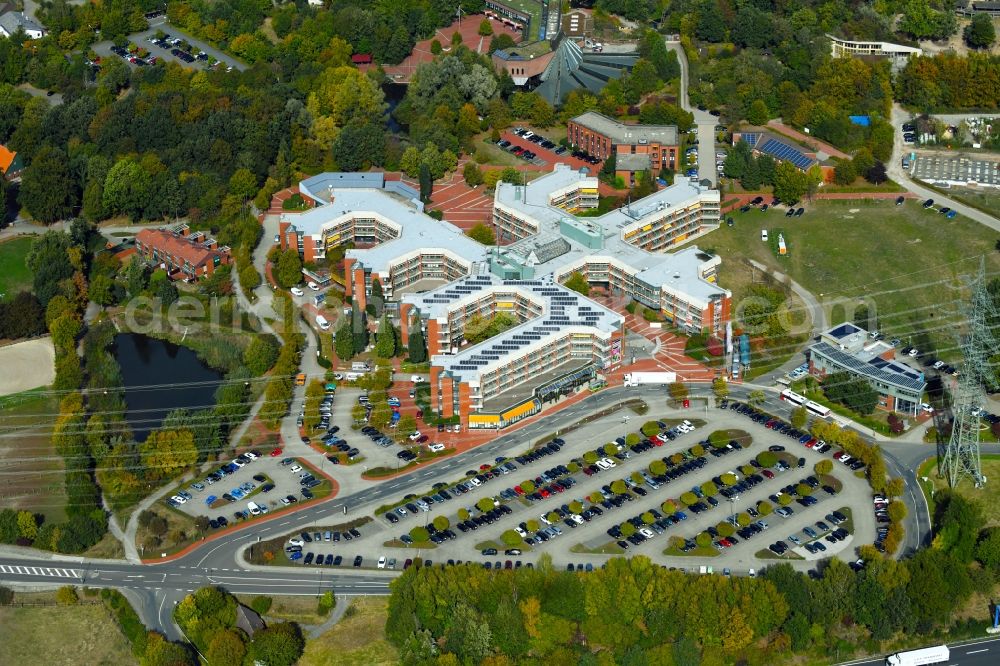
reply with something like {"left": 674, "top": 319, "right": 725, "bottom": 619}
{"left": 920, "top": 403, "right": 934, "bottom": 413}
{"left": 377, "top": 556, "right": 386, "bottom": 569}
{"left": 290, "top": 287, "right": 304, "bottom": 297}
{"left": 410, "top": 375, "right": 423, "bottom": 383}
{"left": 288, "top": 538, "right": 304, "bottom": 547}
{"left": 244, "top": 451, "right": 258, "bottom": 460}
{"left": 932, "top": 361, "right": 945, "bottom": 370}
{"left": 515, "top": 526, "right": 527, "bottom": 537}
{"left": 428, "top": 443, "right": 445, "bottom": 452}
{"left": 908, "top": 348, "right": 919, "bottom": 357}
{"left": 469, "top": 478, "right": 482, "bottom": 487}
{"left": 171, "top": 495, "right": 187, "bottom": 504}
{"left": 600, "top": 457, "right": 617, "bottom": 468}
{"left": 289, "top": 464, "right": 302, "bottom": 473}
{"left": 308, "top": 281, "right": 320, "bottom": 291}
{"left": 408, "top": 431, "right": 422, "bottom": 441}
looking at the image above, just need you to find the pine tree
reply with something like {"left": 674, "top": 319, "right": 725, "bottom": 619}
{"left": 419, "top": 163, "right": 432, "bottom": 203}
{"left": 352, "top": 301, "right": 367, "bottom": 354}
{"left": 408, "top": 329, "right": 427, "bottom": 363}
{"left": 335, "top": 319, "right": 354, "bottom": 361}
{"left": 375, "top": 315, "right": 396, "bottom": 358}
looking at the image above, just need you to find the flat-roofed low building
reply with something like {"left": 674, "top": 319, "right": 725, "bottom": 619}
{"left": 808, "top": 323, "right": 927, "bottom": 416}
{"left": 567, "top": 111, "right": 679, "bottom": 170}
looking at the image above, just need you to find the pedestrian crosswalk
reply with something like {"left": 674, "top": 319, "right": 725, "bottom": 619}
{"left": 0, "top": 564, "right": 81, "bottom": 578}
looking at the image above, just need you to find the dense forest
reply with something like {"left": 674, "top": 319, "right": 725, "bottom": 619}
{"left": 387, "top": 490, "right": 1000, "bottom": 665}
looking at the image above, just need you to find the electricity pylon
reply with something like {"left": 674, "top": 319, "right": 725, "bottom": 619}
{"left": 941, "top": 258, "right": 999, "bottom": 488}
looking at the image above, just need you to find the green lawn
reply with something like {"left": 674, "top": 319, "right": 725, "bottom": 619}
{"left": 925, "top": 454, "right": 1000, "bottom": 528}
{"left": 701, "top": 199, "right": 1000, "bottom": 362}
{"left": 948, "top": 188, "right": 1000, "bottom": 220}
{"left": 0, "top": 236, "right": 34, "bottom": 300}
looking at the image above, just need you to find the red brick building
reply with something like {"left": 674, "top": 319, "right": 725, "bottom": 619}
{"left": 567, "top": 111, "right": 679, "bottom": 172}
{"left": 134, "top": 226, "right": 231, "bottom": 280}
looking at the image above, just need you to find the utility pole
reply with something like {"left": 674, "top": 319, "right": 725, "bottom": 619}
{"left": 941, "top": 258, "right": 998, "bottom": 489}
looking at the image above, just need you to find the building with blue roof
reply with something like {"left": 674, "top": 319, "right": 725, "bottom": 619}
{"left": 808, "top": 323, "right": 926, "bottom": 416}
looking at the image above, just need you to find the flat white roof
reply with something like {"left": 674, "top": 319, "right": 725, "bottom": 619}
{"left": 407, "top": 273, "right": 623, "bottom": 384}
{"left": 283, "top": 187, "right": 485, "bottom": 272}
{"left": 495, "top": 165, "right": 728, "bottom": 304}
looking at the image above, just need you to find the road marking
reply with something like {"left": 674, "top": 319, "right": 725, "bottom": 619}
{"left": 966, "top": 649, "right": 988, "bottom": 654}
{"left": 0, "top": 564, "right": 81, "bottom": 578}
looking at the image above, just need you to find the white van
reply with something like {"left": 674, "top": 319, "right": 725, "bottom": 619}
{"left": 761, "top": 229, "right": 768, "bottom": 242}
{"left": 247, "top": 501, "right": 262, "bottom": 516}
{"left": 345, "top": 372, "right": 363, "bottom": 381}
{"left": 315, "top": 315, "right": 330, "bottom": 330}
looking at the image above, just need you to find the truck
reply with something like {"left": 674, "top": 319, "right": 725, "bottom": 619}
{"left": 885, "top": 645, "right": 949, "bottom": 666}
{"left": 623, "top": 371, "right": 677, "bottom": 387}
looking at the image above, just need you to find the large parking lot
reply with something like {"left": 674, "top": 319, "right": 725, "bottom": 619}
{"left": 911, "top": 152, "right": 1000, "bottom": 187}
{"left": 166, "top": 450, "right": 329, "bottom": 529}
{"left": 271, "top": 400, "right": 881, "bottom": 574}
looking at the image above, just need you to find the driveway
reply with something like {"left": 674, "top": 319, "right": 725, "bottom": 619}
{"left": 888, "top": 104, "right": 1000, "bottom": 230}
{"left": 666, "top": 40, "right": 717, "bottom": 186}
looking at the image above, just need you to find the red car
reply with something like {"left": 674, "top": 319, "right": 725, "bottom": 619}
{"left": 514, "top": 486, "right": 525, "bottom": 495}
{"left": 805, "top": 438, "right": 817, "bottom": 448}
{"left": 539, "top": 489, "right": 551, "bottom": 498}
{"left": 762, "top": 469, "right": 775, "bottom": 479}
{"left": 270, "top": 448, "right": 283, "bottom": 457}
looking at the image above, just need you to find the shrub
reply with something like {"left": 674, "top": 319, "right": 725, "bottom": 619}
{"left": 250, "top": 596, "right": 273, "bottom": 615}
{"left": 695, "top": 531, "right": 712, "bottom": 548}
{"left": 56, "top": 586, "right": 78, "bottom": 605}
{"left": 756, "top": 451, "right": 778, "bottom": 468}
{"left": 501, "top": 530, "right": 521, "bottom": 546}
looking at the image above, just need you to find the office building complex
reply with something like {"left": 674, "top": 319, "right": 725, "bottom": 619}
{"left": 280, "top": 167, "right": 729, "bottom": 426}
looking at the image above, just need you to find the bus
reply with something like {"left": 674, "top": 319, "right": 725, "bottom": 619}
{"left": 805, "top": 401, "right": 831, "bottom": 418}
{"left": 780, "top": 389, "right": 806, "bottom": 406}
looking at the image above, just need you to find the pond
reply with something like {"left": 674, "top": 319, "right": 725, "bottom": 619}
{"left": 113, "top": 333, "right": 225, "bottom": 442}
{"left": 384, "top": 82, "right": 406, "bottom": 133}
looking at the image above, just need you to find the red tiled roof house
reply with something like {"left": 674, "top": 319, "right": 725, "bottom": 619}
{"left": 134, "top": 225, "right": 231, "bottom": 280}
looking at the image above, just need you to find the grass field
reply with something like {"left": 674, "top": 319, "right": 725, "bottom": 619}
{"left": 0, "top": 391, "right": 67, "bottom": 522}
{"left": 702, "top": 199, "right": 1000, "bottom": 361}
{"left": 950, "top": 188, "right": 1000, "bottom": 219}
{"left": 0, "top": 595, "right": 136, "bottom": 666}
{"left": 0, "top": 236, "right": 34, "bottom": 300}
{"left": 237, "top": 594, "right": 331, "bottom": 625}
{"left": 300, "top": 597, "right": 398, "bottom": 666}
{"left": 925, "top": 454, "right": 1000, "bottom": 527}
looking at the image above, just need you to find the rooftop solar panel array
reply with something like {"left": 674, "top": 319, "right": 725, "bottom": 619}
{"left": 758, "top": 139, "right": 815, "bottom": 170}
{"left": 741, "top": 133, "right": 763, "bottom": 148}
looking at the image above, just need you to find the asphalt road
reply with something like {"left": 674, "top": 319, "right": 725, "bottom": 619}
{"left": 841, "top": 637, "right": 1000, "bottom": 666}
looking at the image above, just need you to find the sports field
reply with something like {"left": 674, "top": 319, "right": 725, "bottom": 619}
{"left": 701, "top": 198, "right": 1000, "bottom": 361}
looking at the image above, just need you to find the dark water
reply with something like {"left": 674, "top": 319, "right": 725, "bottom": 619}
{"left": 113, "top": 333, "right": 224, "bottom": 441}
{"left": 383, "top": 82, "right": 406, "bottom": 133}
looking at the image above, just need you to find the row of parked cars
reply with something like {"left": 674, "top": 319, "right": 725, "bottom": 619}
{"left": 149, "top": 33, "right": 208, "bottom": 64}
